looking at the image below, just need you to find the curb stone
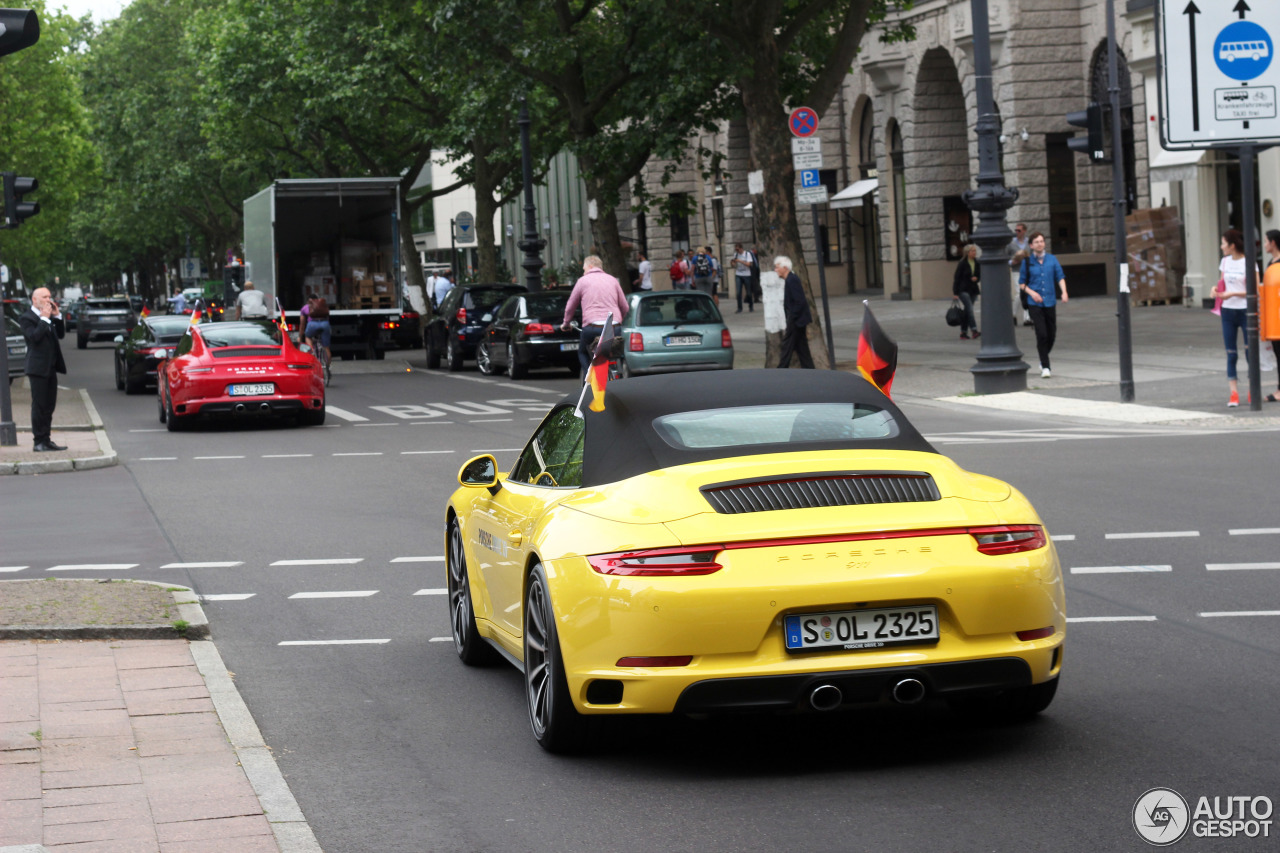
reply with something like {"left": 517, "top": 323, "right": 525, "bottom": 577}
{"left": 0, "top": 388, "right": 119, "bottom": 475}
{"left": 0, "top": 580, "right": 210, "bottom": 640}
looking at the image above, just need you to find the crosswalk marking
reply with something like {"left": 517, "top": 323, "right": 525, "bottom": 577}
{"left": 325, "top": 405, "right": 369, "bottom": 422}
{"left": 1070, "top": 565, "right": 1172, "bottom": 574}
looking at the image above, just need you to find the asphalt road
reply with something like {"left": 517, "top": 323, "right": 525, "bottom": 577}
{"left": 5, "top": 339, "right": 1278, "bottom": 852}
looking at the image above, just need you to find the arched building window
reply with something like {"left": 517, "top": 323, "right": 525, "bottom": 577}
{"left": 1090, "top": 44, "right": 1138, "bottom": 213}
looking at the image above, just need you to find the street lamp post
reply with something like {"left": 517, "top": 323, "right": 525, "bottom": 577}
{"left": 517, "top": 97, "right": 546, "bottom": 293}
{"left": 963, "top": 0, "right": 1029, "bottom": 394}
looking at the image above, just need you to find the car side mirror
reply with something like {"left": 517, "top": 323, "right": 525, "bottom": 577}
{"left": 113, "top": 335, "right": 124, "bottom": 343}
{"left": 458, "top": 454, "right": 500, "bottom": 494}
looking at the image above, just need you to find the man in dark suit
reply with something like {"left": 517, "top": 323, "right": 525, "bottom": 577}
{"left": 19, "top": 287, "right": 68, "bottom": 452}
{"left": 774, "top": 256, "right": 815, "bottom": 369}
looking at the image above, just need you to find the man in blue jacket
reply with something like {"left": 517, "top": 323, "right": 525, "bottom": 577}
{"left": 19, "top": 287, "right": 68, "bottom": 452}
{"left": 774, "top": 255, "right": 815, "bottom": 369}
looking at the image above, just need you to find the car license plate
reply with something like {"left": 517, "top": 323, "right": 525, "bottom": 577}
{"left": 560, "top": 342, "right": 578, "bottom": 351}
{"left": 8, "top": 347, "right": 24, "bottom": 356}
{"left": 665, "top": 334, "right": 701, "bottom": 346}
{"left": 784, "top": 605, "right": 939, "bottom": 652}
{"left": 228, "top": 383, "right": 274, "bottom": 396}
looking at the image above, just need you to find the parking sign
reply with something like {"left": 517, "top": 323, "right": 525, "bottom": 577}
{"left": 1158, "top": 0, "right": 1280, "bottom": 147}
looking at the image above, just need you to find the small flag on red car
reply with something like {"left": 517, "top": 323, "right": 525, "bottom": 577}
{"left": 188, "top": 299, "right": 204, "bottom": 326}
{"left": 856, "top": 301, "right": 897, "bottom": 397}
{"left": 139, "top": 305, "right": 150, "bottom": 318}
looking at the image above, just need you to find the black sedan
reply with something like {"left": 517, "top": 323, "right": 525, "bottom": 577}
{"left": 425, "top": 283, "right": 525, "bottom": 371}
{"left": 476, "top": 291, "right": 581, "bottom": 378}
{"left": 77, "top": 297, "right": 136, "bottom": 348}
{"left": 113, "top": 315, "right": 192, "bottom": 394}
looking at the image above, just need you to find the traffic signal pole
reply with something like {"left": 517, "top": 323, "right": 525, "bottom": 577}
{"left": 1106, "top": 0, "right": 1135, "bottom": 402}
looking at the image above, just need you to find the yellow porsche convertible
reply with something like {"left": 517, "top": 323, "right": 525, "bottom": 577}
{"left": 444, "top": 370, "right": 1065, "bottom": 752}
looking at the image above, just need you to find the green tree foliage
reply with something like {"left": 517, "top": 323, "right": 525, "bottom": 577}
{"left": 0, "top": 1, "right": 96, "bottom": 289}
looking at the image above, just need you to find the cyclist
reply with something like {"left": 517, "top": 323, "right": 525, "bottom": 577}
{"left": 304, "top": 295, "right": 331, "bottom": 370}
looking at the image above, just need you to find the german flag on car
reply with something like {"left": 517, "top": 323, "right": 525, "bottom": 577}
{"left": 575, "top": 314, "right": 616, "bottom": 416}
{"left": 856, "top": 301, "right": 897, "bottom": 398}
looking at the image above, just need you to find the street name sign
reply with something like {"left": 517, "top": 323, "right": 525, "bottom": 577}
{"left": 1158, "top": 0, "right": 1280, "bottom": 147}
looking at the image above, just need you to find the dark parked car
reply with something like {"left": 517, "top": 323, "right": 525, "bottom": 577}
{"left": 5, "top": 308, "right": 26, "bottom": 386}
{"left": 63, "top": 299, "right": 86, "bottom": 331}
{"left": 77, "top": 297, "right": 136, "bottom": 348}
{"left": 113, "top": 315, "right": 193, "bottom": 394}
{"left": 384, "top": 298, "right": 423, "bottom": 352}
{"left": 476, "top": 291, "right": 581, "bottom": 378}
{"left": 128, "top": 295, "right": 145, "bottom": 314}
{"left": 425, "top": 283, "right": 525, "bottom": 371}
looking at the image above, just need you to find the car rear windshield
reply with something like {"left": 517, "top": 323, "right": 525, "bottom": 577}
{"left": 199, "top": 325, "right": 282, "bottom": 348}
{"left": 524, "top": 293, "right": 569, "bottom": 316}
{"left": 652, "top": 402, "right": 899, "bottom": 449}
{"left": 466, "top": 288, "right": 521, "bottom": 312}
{"left": 87, "top": 299, "right": 130, "bottom": 309}
{"left": 635, "top": 293, "right": 721, "bottom": 326}
{"left": 149, "top": 318, "right": 192, "bottom": 336}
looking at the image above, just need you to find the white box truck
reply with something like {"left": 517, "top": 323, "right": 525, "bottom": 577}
{"left": 243, "top": 178, "right": 420, "bottom": 359}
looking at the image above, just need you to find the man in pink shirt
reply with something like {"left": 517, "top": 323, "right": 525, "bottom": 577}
{"left": 562, "top": 254, "right": 630, "bottom": 378}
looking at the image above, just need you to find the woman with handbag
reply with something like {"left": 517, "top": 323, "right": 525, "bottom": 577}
{"left": 1214, "top": 229, "right": 1253, "bottom": 407}
{"left": 952, "top": 244, "right": 981, "bottom": 340}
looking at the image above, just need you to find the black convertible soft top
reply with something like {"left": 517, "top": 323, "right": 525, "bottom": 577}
{"left": 570, "top": 369, "right": 937, "bottom": 487}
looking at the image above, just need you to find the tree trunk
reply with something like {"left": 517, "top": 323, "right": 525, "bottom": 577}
{"left": 580, "top": 168, "right": 630, "bottom": 283}
{"left": 397, "top": 192, "right": 428, "bottom": 315}
{"left": 739, "top": 47, "right": 831, "bottom": 369}
{"left": 472, "top": 145, "right": 501, "bottom": 284}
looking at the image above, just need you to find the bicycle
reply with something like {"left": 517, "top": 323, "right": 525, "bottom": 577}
{"left": 315, "top": 340, "right": 331, "bottom": 386}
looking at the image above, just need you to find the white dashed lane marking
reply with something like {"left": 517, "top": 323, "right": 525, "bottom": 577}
{"left": 278, "top": 639, "right": 390, "bottom": 646}
{"left": 401, "top": 451, "right": 453, "bottom": 455}
{"left": 194, "top": 456, "right": 245, "bottom": 460}
{"left": 1230, "top": 528, "right": 1280, "bottom": 535}
{"left": 270, "top": 558, "right": 364, "bottom": 566}
{"left": 263, "top": 454, "right": 313, "bottom": 458}
{"left": 391, "top": 556, "right": 445, "bottom": 563}
{"left": 162, "top": 561, "right": 244, "bottom": 569}
{"left": 1206, "top": 563, "right": 1280, "bottom": 571}
{"left": 333, "top": 452, "right": 383, "bottom": 457}
{"left": 1070, "top": 565, "right": 1172, "bottom": 574}
{"left": 47, "top": 564, "right": 139, "bottom": 572}
{"left": 469, "top": 418, "right": 512, "bottom": 423}
{"left": 1067, "top": 615, "right": 1158, "bottom": 622}
{"left": 428, "top": 637, "right": 452, "bottom": 643}
{"left": 202, "top": 594, "right": 256, "bottom": 601}
{"left": 288, "top": 591, "right": 379, "bottom": 599}
{"left": 414, "top": 589, "right": 447, "bottom": 596}
{"left": 1105, "top": 531, "right": 1199, "bottom": 540}
{"left": 1199, "top": 610, "right": 1280, "bottom": 618}
{"left": 1051, "top": 535, "right": 1076, "bottom": 541}
{"left": 1, "top": 567, "right": 30, "bottom": 572}
{"left": 137, "top": 457, "right": 177, "bottom": 461}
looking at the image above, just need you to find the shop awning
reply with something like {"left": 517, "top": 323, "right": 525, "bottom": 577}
{"left": 829, "top": 178, "right": 880, "bottom": 210}
{"left": 1148, "top": 147, "right": 1207, "bottom": 184}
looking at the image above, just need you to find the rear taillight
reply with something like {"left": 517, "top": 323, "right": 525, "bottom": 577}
{"left": 401, "top": 312, "right": 419, "bottom": 320}
{"left": 587, "top": 546, "right": 724, "bottom": 576}
{"left": 970, "top": 525, "right": 1047, "bottom": 555}
{"left": 379, "top": 321, "right": 399, "bottom": 330}
{"left": 286, "top": 323, "right": 298, "bottom": 331}
{"left": 721, "top": 328, "right": 732, "bottom": 348}
{"left": 1015, "top": 626, "right": 1056, "bottom": 642}
{"left": 629, "top": 332, "right": 644, "bottom": 352}
{"left": 456, "top": 307, "right": 467, "bottom": 323}
{"left": 524, "top": 322, "right": 555, "bottom": 334}
{"left": 137, "top": 346, "right": 162, "bottom": 356}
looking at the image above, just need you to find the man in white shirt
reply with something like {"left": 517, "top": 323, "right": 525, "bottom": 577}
{"left": 235, "top": 281, "right": 269, "bottom": 319}
{"left": 434, "top": 273, "right": 454, "bottom": 308}
{"left": 635, "top": 252, "right": 652, "bottom": 292}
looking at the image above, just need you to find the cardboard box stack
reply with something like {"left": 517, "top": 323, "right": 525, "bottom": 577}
{"left": 1125, "top": 207, "right": 1186, "bottom": 304}
{"left": 350, "top": 250, "right": 394, "bottom": 308}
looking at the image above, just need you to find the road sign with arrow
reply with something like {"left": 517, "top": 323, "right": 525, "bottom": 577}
{"left": 1158, "top": 0, "right": 1280, "bottom": 147}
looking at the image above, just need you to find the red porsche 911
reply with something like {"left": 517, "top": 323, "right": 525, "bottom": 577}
{"left": 157, "top": 320, "right": 326, "bottom": 430}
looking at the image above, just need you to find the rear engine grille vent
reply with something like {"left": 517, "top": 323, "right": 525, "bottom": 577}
{"left": 701, "top": 473, "right": 940, "bottom": 514}
{"left": 211, "top": 348, "right": 281, "bottom": 358}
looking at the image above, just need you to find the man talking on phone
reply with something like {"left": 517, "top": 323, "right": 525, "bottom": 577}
{"left": 19, "top": 287, "right": 68, "bottom": 452}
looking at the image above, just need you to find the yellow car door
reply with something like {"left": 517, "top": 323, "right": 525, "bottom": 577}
{"left": 483, "top": 406, "right": 587, "bottom": 638}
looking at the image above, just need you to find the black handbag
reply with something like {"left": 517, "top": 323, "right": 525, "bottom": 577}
{"left": 945, "top": 301, "right": 963, "bottom": 327}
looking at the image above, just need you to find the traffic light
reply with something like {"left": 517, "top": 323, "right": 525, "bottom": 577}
{"left": 1066, "top": 103, "right": 1106, "bottom": 162}
{"left": 3, "top": 172, "right": 39, "bottom": 228}
{"left": 0, "top": 9, "right": 40, "bottom": 58}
